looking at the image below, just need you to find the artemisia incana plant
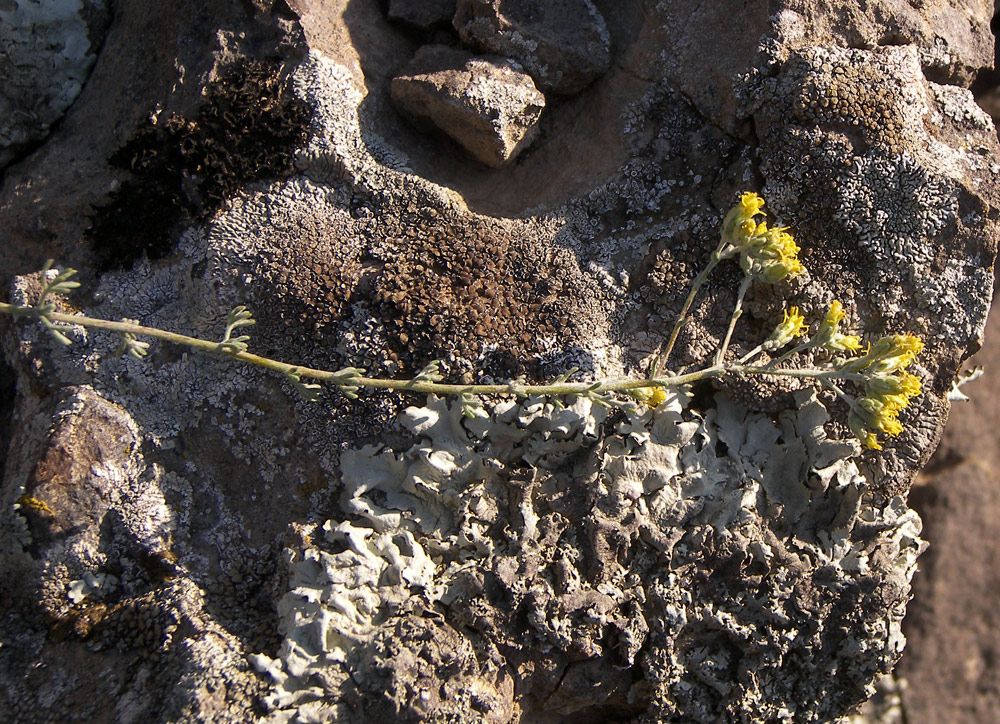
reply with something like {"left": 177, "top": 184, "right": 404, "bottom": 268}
{"left": 0, "top": 193, "right": 923, "bottom": 450}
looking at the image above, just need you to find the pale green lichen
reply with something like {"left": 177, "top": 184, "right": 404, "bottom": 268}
{"left": 252, "top": 386, "right": 924, "bottom": 722}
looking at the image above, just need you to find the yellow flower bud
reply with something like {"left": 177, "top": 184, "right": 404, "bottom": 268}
{"left": 813, "top": 300, "right": 861, "bottom": 351}
{"left": 722, "top": 192, "right": 766, "bottom": 248}
{"left": 848, "top": 411, "right": 882, "bottom": 450}
{"left": 766, "top": 306, "right": 808, "bottom": 349}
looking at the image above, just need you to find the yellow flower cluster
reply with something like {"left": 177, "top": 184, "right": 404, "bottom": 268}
{"left": 765, "top": 306, "right": 808, "bottom": 349}
{"left": 842, "top": 334, "right": 925, "bottom": 450}
{"left": 719, "top": 193, "right": 925, "bottom": 453}
{"left": 721, "top": 192, "right": 805, "bottom": 284}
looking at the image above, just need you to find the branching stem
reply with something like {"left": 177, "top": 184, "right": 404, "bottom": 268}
{"left": 0, "top": 302, "right": 731, "bottom": 397}
{"left": 715, "top": 275, "right": 752, "bottom": 366}
{"left": 0, "top": 301, "right": 876, "bottom": 402}
{"left": 650, "top": 238, "right": 731, "bottom": 378}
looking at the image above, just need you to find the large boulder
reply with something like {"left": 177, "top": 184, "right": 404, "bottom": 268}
{"left": 0, "top": 1, "right": 997, "bottom": 722}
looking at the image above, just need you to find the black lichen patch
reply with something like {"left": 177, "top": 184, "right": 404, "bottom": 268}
{"left": 89, "top": 58, "right": 312, "bottom": 269}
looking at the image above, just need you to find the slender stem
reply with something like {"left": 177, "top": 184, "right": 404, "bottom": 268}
{"left": 817, "top": 377, "right": 864, "bottom": 415}
{"left": 738, "top": 344, "right": 765, "bottom": 365}
{"left": 714, "top": 275, "right": 752, "bottom": 366}
{"left": 764, "top": 339, "right": 816, "bottom": 369}
{"left": 0, "top": 301, "right": 869, "bottom": 402}
{"left": 731, "top": 363, "right": 867, "bottom": 385}
{"left": 650, "top": 238, "right": 732, "bottom": 378}
{"left": 0, "top": 302, "right": 728, "bottom": 398}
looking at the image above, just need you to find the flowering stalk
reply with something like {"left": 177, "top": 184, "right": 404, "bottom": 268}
{"left": 650, "top": 235, "right": 730, "bottom": 377}
{"left": 1, "top": 192, "right": 925, "bottom": 451}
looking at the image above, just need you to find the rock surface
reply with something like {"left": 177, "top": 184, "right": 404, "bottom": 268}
{"left": 0, "top": 0, "right": 998, "bottom": 723}
{"left": 391, "top": 44, "right": 545, "bottom": 167}
{"left": 0, "top": 0, "right": 110, "bottom": 170}
{"left": 453, "top": 0, "right": 611, "bottom": 94}
{"left": 387, "top": 0, "right": 457, "bottom": 30}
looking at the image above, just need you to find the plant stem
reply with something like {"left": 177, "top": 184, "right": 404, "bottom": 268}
{"left": 0, "top": 302, "right": 728, "bottom": 398}
{"left": 650, "top": 238, "right": 731, "bottom": 378}
{"left": 738, "top": 344, "right": 765, "bottom": 365}
{"left": 764, "top": 339, "right": 816, "bottom": 369}
{"left": 730, "top": 363, "right": 867, "bottom": 385}
{"left": 714, "top": 275, "right": 752, "bottom": 366}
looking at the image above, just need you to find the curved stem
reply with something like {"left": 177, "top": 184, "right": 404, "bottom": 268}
{"left": 715, "top": 275, "right": 752, "bottom": 366}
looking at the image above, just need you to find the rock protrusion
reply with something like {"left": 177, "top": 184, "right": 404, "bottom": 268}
{"left": 0, "top": 0, "right": 110, "bottom": 170}
{"left": 391, "top": 44, "right": 545, "bottom": 167}
{"left": 387, "top": 0, "right": 457, "bottom": 30}
{"left": 453, "top": 0, "right": 611, "bottom": 95}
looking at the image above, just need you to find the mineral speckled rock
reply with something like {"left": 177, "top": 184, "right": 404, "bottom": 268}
{"left": 0, "top": 1, "right": 999, "bottom": 723}
{"left": 453, "top": 0, "right": 611, "bottom": 94}
{"left": 0, "top": 0, "right": 110, "bottom": 170}
{"left": 387, "top": 0, "right": 457, "bottom": 30}
{"left": 391, "top": 44, "right": 545, "bottom": 167}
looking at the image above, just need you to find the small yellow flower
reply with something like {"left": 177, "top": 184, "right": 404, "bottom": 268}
{"left": 722, "top": 192, "right": 767, "bottom": 249}
{"left": 855, "top": 396, "right": 904, "bottom": 437}
{"left": 845, "top": 333, "right": 925, "bottom": 374}
{"left": 866, "top": 372, "right": 922, "bottom": 402}
{"left": 825, "top": 300, "right": 845, "bottom": 325}
{"left": 740, "top": 191, "right": 765, "bottom": 216}
{"left": 899, "top": 371, "right": 921, "bottom": 397}
{"left": 628, "top": 386, "right": 668, "bottom": 408}
{"left": 739, "top": 225, "right": 806, "bottom": 283}
{"left": 766, "top": 306, "right": 808, "bottom": 349}
{"left": 813, "top": 300, "right": 861, "bottom": 351}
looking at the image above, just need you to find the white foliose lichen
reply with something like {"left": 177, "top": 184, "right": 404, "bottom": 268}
{"left": 254, "top": 387, "right": 925, "bottom": 722}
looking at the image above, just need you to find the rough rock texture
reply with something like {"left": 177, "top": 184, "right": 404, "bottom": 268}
{"left": 453, "top": 0, "right": 611, "bottom": 94}
{"left": 0, "top": 0, "right": 998, "bottom": 722}
{"left": 0, "top": 0, "right": 110, "bottom": 169}
{"left": 251, "top": 392, "right": 925, "bottom": 722}
{"left": 882, "top": 25, "right": 1000, "bottom": 722}
{"left": 391, "top": 44, "right": 545, "bottom": 167}
{"left": 387, "top": 0, "right": 457, "bottom": 31}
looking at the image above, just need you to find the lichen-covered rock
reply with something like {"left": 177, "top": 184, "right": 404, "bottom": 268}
{"left": 0, "top": 1, "right": 998, "bottom": 723}
{"left": 453, "top": 0, "right": 611, "bottom": 94}
{"left": 391, "top": 44, "right": 545, "bottom": 167}
{"left": 387, "top": 0, "right": 457, "bottom": 30}
{"left": 253, "top": 392, "right": 925, "bottom": 722}
{"left": 767, "top": 0, "right": 995, "bottom": 85}
{"left": 0, "top": 0, "right": 109, "bottom": 169}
